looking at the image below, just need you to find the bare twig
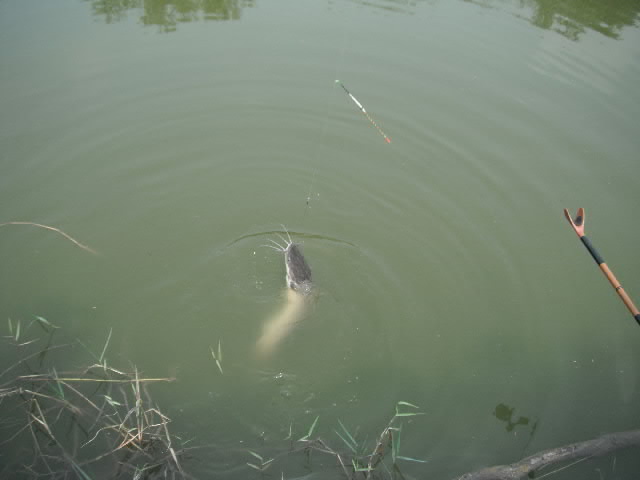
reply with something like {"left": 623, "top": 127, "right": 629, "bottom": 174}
{"left": 0, "top": 221, "right": 98, "bottom": 254}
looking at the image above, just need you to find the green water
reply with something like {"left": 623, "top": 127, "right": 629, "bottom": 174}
{"left": 1, "top": 0, "right": 639, "bottom": 478}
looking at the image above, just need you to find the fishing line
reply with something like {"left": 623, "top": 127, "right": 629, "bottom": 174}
{"left": 301, "top": 21, "right": 349, "bottom": 222}
{"left": 303, "top": 79, "right": 392, "bottom": 223}
{"left": 303, "top": 22, "right": 394, "bottom": 223}
{"left": 303, "top": 83, "right": 334, "bottom": 213}
{"left": 301, "top": 84, "right": 333, "bottom": 224}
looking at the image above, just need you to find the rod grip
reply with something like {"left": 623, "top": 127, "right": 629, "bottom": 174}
{"left": 577, "top": 234, "right": 639, "bottom": 327}
{"left": 599, "top": 258, "right": 640, "bottom": 322}
{"left": 580, "top": 235, "right": 604, "bottom": 265}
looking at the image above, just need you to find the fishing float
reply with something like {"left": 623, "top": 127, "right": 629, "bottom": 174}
{"left": 336, "top": 80, "right": 391, "bottom": 144}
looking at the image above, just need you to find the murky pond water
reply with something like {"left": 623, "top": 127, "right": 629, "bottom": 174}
{"left": 1, "top": 0, "right": 639, "bottom": 478}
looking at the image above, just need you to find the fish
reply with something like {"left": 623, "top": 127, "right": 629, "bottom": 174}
{"left": 264, "top": 225, "right": 313, "bottom": 294}
{"left": 256, "top": 226, "right": 313, "bottom": 355}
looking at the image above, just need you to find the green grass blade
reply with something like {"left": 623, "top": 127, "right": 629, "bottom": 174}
{"left": 70, "top": 459, "right": 93, "bottom": 480}
{"left": 99, "top": 328, "right": 112, "bottom": 363}
{"left": 103, "top": 395, "right": 122, "bottom": 407}
{"left": 299, "top": 415, "right": 319, "bottom": 441}
{"left": 210, "top": 346, "right": 223, "bottom": 374}
{"left": 396, "top": 455, "right": 428, "bottom": 463}
{"left": 392, "top": 424, "right": 402, "bottom": 463}
{"left": 306, "top": 415, "right": 319, "bottom": 437}
{"left": 34, "top": 315, "right": 59, "bottom": 332}
{"left": 351, "top": 459, "right": 371, "bottom": 472}
{"left": 395, "top": 401, "right": 424, "bottom": 417}
{"left": 334, "top": 429, "right": 357, "bottom": 453}
{"left": 337, "top": 419, "right": 358, "bottom": 449}
{"left": 52, "top": 367, "right": 65, "bottom": 400}
{"left": 248, "top": 451, "right": 263, "bottom": 462}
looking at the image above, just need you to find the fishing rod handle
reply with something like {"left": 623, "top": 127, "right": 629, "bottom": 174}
{"left": 599, "top": 263, "right": 640, "bottom": 321}
{"left": 582, "top": 235, "right": 640, "bottom": 324}
{"left": 580, "top": 235, "right": 604, "bottom": 265}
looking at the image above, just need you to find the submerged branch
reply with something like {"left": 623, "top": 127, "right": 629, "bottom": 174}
{"left": 453, "top": 429, "right": 640, "bottom": 480}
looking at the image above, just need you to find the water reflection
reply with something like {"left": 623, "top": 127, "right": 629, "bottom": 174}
{"left": 85, "top": 0, "right": 255, "bottom": 31}
{"left": 348, "top": 0, "right": 639, "bottom": 41}
{"left": 86, "top": 0, "right": 639, "bottom": 40}
{"left": 467, "top": 0, "right": 640, "bottom": 41}
{"left": 342, "top": 0, "right": 423, "bottom": 15}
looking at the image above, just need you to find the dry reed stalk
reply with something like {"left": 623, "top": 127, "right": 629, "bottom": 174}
{"left": 0, "top": 221, "right": 98, "bottom": 254}
{"left": 0, "top": 343, "right": 71, "bottom": 381}
{"left": 2, "top": 325, "right": 189, "bottom": 479}
{"left": 367, "top": 426, "right": 392, "bottom": 476}
{"left": 313, "top": 438, "right": 351, "bottom": 478}
{"left": 17, "top": 374, "right": 175, "bottom": 383}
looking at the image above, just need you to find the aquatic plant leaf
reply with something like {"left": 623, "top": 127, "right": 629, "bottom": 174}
{"left": 248, "top": 451, "right": 263, "bottom": 462}
{"left": 70, "top": 460, "right": 93, "bottom": 480}
{"left": 335, "top": 429, "right": 357, "bottom": 453}
{"left": 392, "top": 424, "right": 402, "bottom": 463}
{"left": 395, "top": 401, "right": 424, "bottom": 416}
{"left": 299, "top": 415, "right": 319, "bottom": 441}
{"left": 99, "top": 328, "right": 112, "bottom": 364}
{"left": 351, "top": 459, "right": 371, "bottom": 472}
{"left": 210, "top": 346, "right": 223, "bottom": 374}
{"left": 396, "top": 455, "right": 428, "bottom": 463}
{"left": 103, "top": 395, "right": 122, "bottom": 407}
{"left": 337, "top": 419, "right": 358, "bottom": 449}
{"left": 308, "top": 415, "right": 319, "bottom": 435}
{"left": 52, "top": 367, "right": 65, "bottom": 400}
{"left": 34, "top": 315, "right": 59, "bottom": 332}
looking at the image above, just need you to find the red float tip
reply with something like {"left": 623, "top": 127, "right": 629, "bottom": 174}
{"left": 385, "top": 137, "right": 391, "bottom": 144}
